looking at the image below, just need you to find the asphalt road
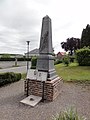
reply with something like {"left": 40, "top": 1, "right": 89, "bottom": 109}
{"left": 0, "top": 61, "right": 27, "bottom": 69}
{"left": 0, "top": 66, "right": 27, "bottom": 73}
{"left": 0, "top": 61, "right": 31, "bottom": 73}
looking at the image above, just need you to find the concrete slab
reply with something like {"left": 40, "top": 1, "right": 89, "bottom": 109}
{"left": 20, "top": 95, "right": 42, "bottom": 107}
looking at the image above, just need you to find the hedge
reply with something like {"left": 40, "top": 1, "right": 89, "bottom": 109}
{"left": 63, "top": 55, "right": 70, "bottom": 66}
{"left": 54, "top": 59, "right": 62, "bottom": 65}
{"left": 0, "top": 58, "right": 31, "bottom": 61}
{"left": 69, "top": 56, "right": 75, "bottom": 62}
{"left": 76, "top": 47, "right": 90, "bottom": 66}
{"left": 31, "top": 57, "right": 37, "bottom": 69}
{"left": 0, "top": 72, "right": 21, "bottom": 87}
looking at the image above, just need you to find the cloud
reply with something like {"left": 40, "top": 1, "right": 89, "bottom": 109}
{"left": 0, "top": 0, "right": 90, "bottom": 54}
{"left": 0, "top": 0, "right": 42, "bottom": 54}
{"left": 0, "top": 23, "right": 39, "bottom": 54}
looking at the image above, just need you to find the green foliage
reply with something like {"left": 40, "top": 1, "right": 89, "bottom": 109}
{"left": 81, "top": 24, "right": 90, "bottom": 48}
{"left": 0, "top": 57, "right": 31, "bottom": 61}
{"left": 0, "top": 58, "right": 15, "bottom": 61}
{"left": 54, "top": 59, "right": 62, "bottom": 65}
{"left": 52, "top": 107, "right": 86, "bottom": 120}
{"left": 76, "top": 47, "right": 90, "bottom": 66}
{"left": 1, "top": 54, "right": 11, "bottom": 58}
{"left": 17, "top": 58, "right": 31, "bottom": 61}
{"left": 0, "top": 72, "right": 21, "bottom": 87}
{"left": 21, "top": 73, "right": 26, "bottom": 79}
{"left": 31, "top": 57, "right": 37, "bottom": 69}
{"left": 69, "top": 56, "right": 75, "bottom": 63}
{"left": 61, "top": 37, "right": 80, "bottom": 55}
{"left": 63, "top": 56, "right": 70, "bottom": 66}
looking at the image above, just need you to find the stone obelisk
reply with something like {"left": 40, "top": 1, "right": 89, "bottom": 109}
{"left": 36, "top": 15, "right": 58, "bottom": 80}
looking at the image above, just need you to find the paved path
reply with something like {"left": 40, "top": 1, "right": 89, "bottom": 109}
{"left": 0, "top": 66, "right": 27, "bottom": 73}
{"left": 0, "top": 80, "right": 90, "bottom": 120}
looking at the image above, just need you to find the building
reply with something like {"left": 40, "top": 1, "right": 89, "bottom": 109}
{"left": 25, "top": 48, "right": 39, "bottom": 58}
{"left": 56, "top": 52, "right": 66, "bottom": 59}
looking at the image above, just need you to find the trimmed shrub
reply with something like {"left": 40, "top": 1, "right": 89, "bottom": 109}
{"left": 54, "top": 59, "right": 62, "bottom": 65}
{"left": 0, "top": 57, "right": 31, "bottom": 61}
{"left": 0, "top": 72, "right": 21, "bottom": 87}
{"left": 63, "top": 55, "right": 70, "bottom": 66}
{"left": 69, "top": 56, "right": 75, "bottom": 63}
{"left": 76, "top": 47, "right": 90, "bottom": 66}
{"left": 31, "top": 57, "right": 37, "bottom": 69}
{"left": 17, "top": 58, "right": 31, "bottom": 61}
{"left": 0, "top": 58, "right": 15, "bottom": 61}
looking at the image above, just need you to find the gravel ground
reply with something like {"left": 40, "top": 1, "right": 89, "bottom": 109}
{"left": 0, "top": 80, "right": 90, "bottom": 120}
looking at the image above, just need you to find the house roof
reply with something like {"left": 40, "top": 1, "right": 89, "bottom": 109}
{"left": 57, "top": 52, "right": 65, "bottom": 56}
{"left": 26, "top": 48, "right": 39, "bottom": 54}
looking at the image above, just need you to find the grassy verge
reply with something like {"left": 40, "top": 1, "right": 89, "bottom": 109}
{"left": 21, "top": 73, "right": 26, "bottom": 79}
{"left": 55, "top": 63, "right": 90, "bottom": 82}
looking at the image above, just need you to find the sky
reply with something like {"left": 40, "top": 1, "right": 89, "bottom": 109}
{"left": 0, "top": 0, "right": 90, "bottom": 54}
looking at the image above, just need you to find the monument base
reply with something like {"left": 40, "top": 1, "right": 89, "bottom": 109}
{"left": 24, "top": 77, "right": 63, "bottom": 101}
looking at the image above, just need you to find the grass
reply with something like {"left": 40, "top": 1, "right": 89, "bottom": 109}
{"left": 52, "top": 107, "right": 86, "bottom": 120}
{"left": 21, "top": 73, "right": 27, "bottom": 79}
{"left": 55, "top": 63, "right": 90, "bottom": 82}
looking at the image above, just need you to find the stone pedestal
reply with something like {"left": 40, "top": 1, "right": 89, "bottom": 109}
{"left": 36, "top": 55, "right": 58, "bottom": 80}
{"left": 24, "top": 77, "right": 63, "bottom": 101}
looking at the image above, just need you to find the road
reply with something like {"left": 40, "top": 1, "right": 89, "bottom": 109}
{"left": 0, "top": 61, "right": 27, "bottom": 69}
{"left": 0, "top": 66, "right": 27, "bottom": 73}
{"left": 0, "top": 61, "right": 31, "bottom": 73}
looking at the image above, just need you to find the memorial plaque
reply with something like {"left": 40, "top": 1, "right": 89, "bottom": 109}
{"left": 26, "top": 69, "right": 47, "bottom": 81}
{"left": 37, "top": 71, "right": 47, "bottom": 81}
{"left": 26, "top": 69, "right": 38, "bottom": 80}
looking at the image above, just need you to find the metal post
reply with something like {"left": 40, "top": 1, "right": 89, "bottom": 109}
{"left": 42, "top": 81, "right": 45, "bottom": 102}
{"left": 26, "top": 41, "right": 30, "bottom": 72}
{"left": 26, "top": 79, "right": 29, "bottom": 97}
{"left": 26, "top": 41, "right": 30, "bottom": 97}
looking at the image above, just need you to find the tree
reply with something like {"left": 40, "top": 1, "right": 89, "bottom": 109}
{"left": 81, "top": 24, "right": 90, "bottom": 48}
{"left": 61, "top": 37, "right": 80, "bottom": 55}
{"left": 61, "top": 42, "right": 68, "bottom": 52}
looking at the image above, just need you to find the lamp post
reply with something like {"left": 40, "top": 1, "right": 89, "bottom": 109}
{"left": 26, "top": 41, "right": 30, "bottom": 97}
{"left": 26, "top": 41, "right": 30, "bottom": 72}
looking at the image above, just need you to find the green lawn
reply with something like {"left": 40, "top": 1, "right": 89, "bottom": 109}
{"left": 55, "top": 63, "right": 90, "bottom": 82}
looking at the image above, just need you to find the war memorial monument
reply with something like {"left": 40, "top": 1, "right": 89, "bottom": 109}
{"left": 24, "top": 15, "right": 63, "bottom": 102}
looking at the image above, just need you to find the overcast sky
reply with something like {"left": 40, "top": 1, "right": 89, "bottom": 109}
{"left": 0, "top": 0, "right": 90, "bottom": 54}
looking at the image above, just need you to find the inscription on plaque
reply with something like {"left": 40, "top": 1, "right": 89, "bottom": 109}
{"left": 26, "top": 69, "right": 47, "bottom": 81}
{"left": 37, "top": 71, "right": 47, "bottom": 81}
{"left": 26, "top": 69, "right": 37, "bottom": 80}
